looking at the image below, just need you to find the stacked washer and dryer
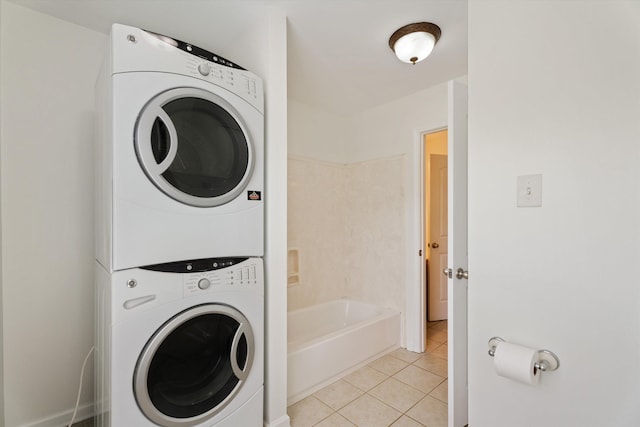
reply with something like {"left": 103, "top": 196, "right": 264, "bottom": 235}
{"left": 94, "top": 24, "right": 264, "bottom": 427}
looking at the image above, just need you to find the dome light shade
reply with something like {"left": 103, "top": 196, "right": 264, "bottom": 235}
{"left": 389, "top": 22, "right": 441, "bottom": 65}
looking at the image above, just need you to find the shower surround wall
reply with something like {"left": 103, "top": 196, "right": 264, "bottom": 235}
{"left": 288, "top": 82, "right": 453, "bottom": 349}
{"left": 287, "top": 155, "right": 405, "bottom": 313}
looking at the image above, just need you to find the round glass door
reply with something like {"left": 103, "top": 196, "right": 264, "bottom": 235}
{"left": 134, "top": 304, "right": 254, "bottom": 426}
{"left": 135, "top": 88, "right": 254, "bottom": 207}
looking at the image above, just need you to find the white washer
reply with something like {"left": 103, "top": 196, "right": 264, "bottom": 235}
{"left": 95, "top": 257, "right": 264, "bottom": 427}
{"left": 95, "top": 24, "right": 264, "bottom": 271}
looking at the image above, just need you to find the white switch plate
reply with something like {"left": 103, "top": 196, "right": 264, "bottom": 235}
{"left": 517, "top": 174, "right": 542, "bottom": 207}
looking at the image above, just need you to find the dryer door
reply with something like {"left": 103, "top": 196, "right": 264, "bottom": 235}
{"left": 134, "top": 304, "right": 254, "bottom": 427}
{"left": 135, "top": 87, "right": 254, "bottom": 207}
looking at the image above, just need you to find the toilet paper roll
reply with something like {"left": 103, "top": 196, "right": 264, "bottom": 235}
{"left": 494, "top": 342, "right": 540, "bottom": 385}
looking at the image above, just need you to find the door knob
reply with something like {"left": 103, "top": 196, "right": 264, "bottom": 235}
{"left": 456, "top": 268, "right": 469, "bottom": 280}
{"left": 442, "top": 268, "right": 453, "bottom": 278}
{"left": 431, "top": 242, "right": 439, "bottom": 249}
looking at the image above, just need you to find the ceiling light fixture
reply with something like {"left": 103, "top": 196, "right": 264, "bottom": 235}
{"left": 389, "top": 22, "right": 441, "bottom": 65}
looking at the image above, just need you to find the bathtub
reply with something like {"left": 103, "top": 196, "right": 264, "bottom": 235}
{"left": 287, "top": 299, "right": 401, "bottom": 404}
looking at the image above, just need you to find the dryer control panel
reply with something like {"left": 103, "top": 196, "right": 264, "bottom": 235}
{"left": 145, "top": 29, "right": 246, "bottom": 70}
{"left": 110, "top": 23, "right": 264, "bottom": 113}
{"left": 185, "top": 56, "right": 261, "bottom": 106}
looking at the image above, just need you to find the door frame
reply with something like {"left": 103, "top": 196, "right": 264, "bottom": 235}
{"left": 406, "top": 125, "right": 446, "bottom": 353}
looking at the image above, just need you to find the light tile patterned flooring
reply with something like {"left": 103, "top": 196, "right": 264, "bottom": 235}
{"left": 288, "top": 320, "right": 448, "bottom": 427}
{"left": 70, "top": 417, "right": 95, "bottom": 426}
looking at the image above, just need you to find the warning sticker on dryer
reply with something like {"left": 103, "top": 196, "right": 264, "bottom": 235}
{"left": 248, "top": 191, "right": 262, "bottom": 201}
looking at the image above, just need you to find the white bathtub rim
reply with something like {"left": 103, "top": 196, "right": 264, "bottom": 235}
{"left": 287, "top": 307, "right": 398, "bottom": 353}
{"left": 287, "top": 299, "right": 399, "bottom": 353}
{"left": 288, "top": 298, "right": 389, "bottom": 318}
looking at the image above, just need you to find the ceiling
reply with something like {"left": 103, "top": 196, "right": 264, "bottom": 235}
{"left": 11, "top": 0, "right": 467, "bottom": 115}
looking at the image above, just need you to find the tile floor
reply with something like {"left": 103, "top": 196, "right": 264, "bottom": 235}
{"left": 71, "top": 417, "right": 95, "bottom": 426}
{"left": 288, "top": 320, "right": 448, "bottom": 427}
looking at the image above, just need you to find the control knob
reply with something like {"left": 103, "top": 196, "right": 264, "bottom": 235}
{"left": 198, "top": 278, "right": 211, "bottom": 290}
{"left": 197, "top": 62, "right": 211, "bottom": 76}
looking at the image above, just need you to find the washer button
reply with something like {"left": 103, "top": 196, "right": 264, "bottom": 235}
{"left": 198, "top": 278, "right": 211, "bottom": 290}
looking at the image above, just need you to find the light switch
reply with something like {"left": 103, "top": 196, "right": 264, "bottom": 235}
{"left": 517, "top": 174, "right": 542, "bottom": 207}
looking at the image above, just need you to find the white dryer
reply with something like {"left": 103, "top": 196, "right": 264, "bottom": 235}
{"left": 95, "top": 24, "right": 264, "bottom": 271}
{"left": 95, "top": 257, "right": 264, "bottom": 426}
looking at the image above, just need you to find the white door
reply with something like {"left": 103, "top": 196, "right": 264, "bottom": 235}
{"left": 447, "top": 81, "right": 468, "bottom": 427}
{"left": 427, "top": 154, "right": 448, "bottom": 321}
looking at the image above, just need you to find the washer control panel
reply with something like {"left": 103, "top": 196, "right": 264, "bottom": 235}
{"left": 139, "top": 256, "right": 263, "bottom": 296}
{"left": 182, "top": 258, "right": 263, "bottom": 296}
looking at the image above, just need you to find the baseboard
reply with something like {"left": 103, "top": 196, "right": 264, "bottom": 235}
{"left": 19, "top": 402, "right": 94, "bottom": 427}
{"left": 263, "top": 414, "right": 291, "bottom": 427}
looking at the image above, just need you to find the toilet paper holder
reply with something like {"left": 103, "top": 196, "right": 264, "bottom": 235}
{"left": 488, "top": 337, "right": 560, "bottom": 372}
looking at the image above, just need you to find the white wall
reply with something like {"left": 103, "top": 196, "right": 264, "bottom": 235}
{"left": 347, "top": 82, "right": 450, "bottom": 164}
{"left": 0, "top": 2, "right": 4, "bottom": 423}
{"left": 468, "top": 1, "right": 640, "bottom": 425}
{"left": 288, "top": 99, "right": 352, "bottom": 163}
{"left": 0, "top": 2, "right": 105, "bottom": 425}
{"left": 260, "top": 8, "right": 289, "bottom": 427}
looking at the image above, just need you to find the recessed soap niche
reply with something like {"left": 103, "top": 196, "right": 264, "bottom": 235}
{"left": 288, "top": 248, "right": 300, "bottom": 286}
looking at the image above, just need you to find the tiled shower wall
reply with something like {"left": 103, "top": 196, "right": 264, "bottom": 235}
{"left": 287, "top": 155, "right": 406, "bottom": 313}
{"left": 287, "top": 157, "right": 348, "bottom": 310}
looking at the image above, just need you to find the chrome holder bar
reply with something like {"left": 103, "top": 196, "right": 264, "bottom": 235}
{"left": 487, "top": 336, "right": 560, "bottom": 372}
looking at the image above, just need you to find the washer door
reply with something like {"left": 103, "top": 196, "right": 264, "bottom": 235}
{"left": 135, "top": 87, "right": 253, "bottom": 207}
{"left": 134, "top": 304, "right": 254, "bottom": 427}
